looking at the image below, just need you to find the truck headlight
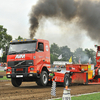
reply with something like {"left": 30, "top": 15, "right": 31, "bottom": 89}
{"left": 29, "top": 74, "right": 33, "bottom": 76}
{"left": 30, "top": 68, "right": 34, "bottom": 70}
{"left": 7, "top": 69, "right": 11, "bottom": 71}
{"left": 7, "top": 75, "right": 11, "bottom": 77}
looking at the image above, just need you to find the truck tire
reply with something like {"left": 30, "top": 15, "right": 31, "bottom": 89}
{"left": 63, "top": 74, "right": 70, "bottom": 87}
{"left": 36, "top": 71, "right": 48, "bottom": 86}
{"left": 11, "top": 78, "right": 22, "bottom": 87}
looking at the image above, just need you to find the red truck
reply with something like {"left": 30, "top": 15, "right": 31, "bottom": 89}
{"left": 6, "top": 38, "right": 100, "bottom": 87}
{"left": 6, "top": 39, "right": 51, "bottom": 87}
{"left": 50, "top": 45, "right": 100, "bottom": 86}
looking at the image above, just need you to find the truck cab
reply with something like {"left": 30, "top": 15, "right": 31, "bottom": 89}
{"left": 6, "top": 39, "right": 50, "bottom": 87}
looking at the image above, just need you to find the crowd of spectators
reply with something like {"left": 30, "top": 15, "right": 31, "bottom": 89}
{"left": 0, "top": 62, "right": 7, "bottom": 67}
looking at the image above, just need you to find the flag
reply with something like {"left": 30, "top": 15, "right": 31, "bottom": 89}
{"left": 69, "top": 56, "right": 72, "bottom": 63}
{"left": 88, "top": 57, "right": 91, "bottom": 64}
{"left": 58, "top": 54, "right": 62, "bottom": 59}
{"left": 79, "top": 57, "right": 81, "bottom": 64}
{"left": 0, "top": 48, "right": 3, "bottom": 57}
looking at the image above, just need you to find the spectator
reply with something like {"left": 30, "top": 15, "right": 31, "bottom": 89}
{"left": 0, "top": 62, "right": 1, "bottom": 66}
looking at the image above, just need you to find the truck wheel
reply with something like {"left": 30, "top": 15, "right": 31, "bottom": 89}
{"left": 11, "top": 78, "right": 22, "bottom": 87}
{"left": 63, "top": 74, "right": 70, "bottom": 87}
{"left": 36, "top": 71, "right": 48, "bottom": 86}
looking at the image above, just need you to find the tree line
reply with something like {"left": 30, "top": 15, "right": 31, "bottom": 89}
{"left": 0, "top": 25, "right": 96, "bottom": 65}
{"left": 50, "top": 43, "right": 96, "bottom": 65}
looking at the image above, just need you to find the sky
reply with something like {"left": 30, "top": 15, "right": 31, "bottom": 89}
{"left": 0, "top": 0, "right": 98, "bottom": 52}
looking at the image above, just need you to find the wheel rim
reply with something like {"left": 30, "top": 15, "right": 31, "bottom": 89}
{"left": 43, "top": 74, "right": 47, "bottom": 84}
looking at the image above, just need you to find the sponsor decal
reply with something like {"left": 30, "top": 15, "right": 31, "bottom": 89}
{"left": 72, "top": 67, "right": 75, "bottom": 70}
{"left": 33, "top": 56, "right": 36, "bottom": 59}
{"left": 97, "top": 58, "right": 100, "bottom": 62}
{"left": 8, "top": 59, "right": 14, "bottom": 61}
{"left": 55, "top": 77, "right": 64, "bottom": 81}
{"left": 46, "top": 64, "right": 50, "bottom": 66}
{"left": 46, "top": 56, "right": 49, "bottom": 59}
{"left": 39, "top": 56, "right": 43, "bottom": 58}
{"left": 97, "top": 60, "right": 100, "bottom": 62}
{"left": 15, "top": 54, "right": 25, "bottom": 59}
{"left": 46, "top": 45, "right": 49, "bottom": 51}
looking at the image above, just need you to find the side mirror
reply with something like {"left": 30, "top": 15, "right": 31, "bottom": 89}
{"left": 5, "top": 46, "right": 8, "bottom": 55}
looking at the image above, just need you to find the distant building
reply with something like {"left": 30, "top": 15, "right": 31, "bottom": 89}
{"left": 53, "top": 61, "right": 72, "bottom": 65}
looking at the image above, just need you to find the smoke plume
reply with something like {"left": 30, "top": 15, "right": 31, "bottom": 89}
{"left": 29, "top": 0, "right": 100, "bottom": 43}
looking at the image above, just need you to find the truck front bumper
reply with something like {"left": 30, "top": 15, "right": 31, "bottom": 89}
{"left": 6, "top": 73, "right": 38, "bottom": 78}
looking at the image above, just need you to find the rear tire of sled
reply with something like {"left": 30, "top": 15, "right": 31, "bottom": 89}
{"left": 63, "top": 74, "right": 70, "bottom": 87}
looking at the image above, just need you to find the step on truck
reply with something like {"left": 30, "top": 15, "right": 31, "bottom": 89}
{"left": 6, "top": 39, "right": 51, "bottom": 87}
{"left": 49, "top": 45, "right": 100, "bottom": 86}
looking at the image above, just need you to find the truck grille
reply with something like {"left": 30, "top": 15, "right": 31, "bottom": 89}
{"left": 8, "top": 60, "right": 33, "bottom": 67}
{"left": 15, "top": 68, "right": 25, "bottom": 73}
{"left": 14, "top": 61, "right": 26, "bottom": 66}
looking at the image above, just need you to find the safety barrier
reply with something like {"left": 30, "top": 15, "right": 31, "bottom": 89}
{"left": 62, "top": 86, "right": 71, "bottom": 100}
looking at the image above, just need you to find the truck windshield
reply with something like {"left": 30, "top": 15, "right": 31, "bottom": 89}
{"left": 8, "top": 42, "right": 36, "bottom": 54}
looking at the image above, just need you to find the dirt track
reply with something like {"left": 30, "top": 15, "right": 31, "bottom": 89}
{"left": 0, "top": 71, "right": 6, "bottom": 76}
{"left": 0, "top": 72, "right": 100, "bottom": 100}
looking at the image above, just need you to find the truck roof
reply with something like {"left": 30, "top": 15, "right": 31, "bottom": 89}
{"left": 10, "top": 39, "right": 49, "bottom": 44}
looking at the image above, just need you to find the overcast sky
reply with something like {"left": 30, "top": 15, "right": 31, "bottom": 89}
{"left": 0, "top": 0, "right": 98, "bottom": 51}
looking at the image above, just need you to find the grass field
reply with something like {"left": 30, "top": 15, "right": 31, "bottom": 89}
{"left": 54, "top": 93, "right": 100, "bottom": 100}
{"left": 0, "top": 71, "right": 5, "bottom": 72}
{"left": 0, "top": 76, "right": 10, "bottom": 80}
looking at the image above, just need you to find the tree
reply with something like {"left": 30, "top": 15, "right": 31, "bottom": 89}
{"left": 0, "top": 25, "right": 12, "bottom": 62}
{"left": 50, "top": 43, "right": 61, "bottom": 56}
{"left": 50, "top": 54, "right": 58, "bottom": 64}
{"left": 15, "top": 36, "right": 23, "bottom": 40}
{"left": 50, "top": 43, "right": 96, "bottom": 65}
{"left": 85, "top": 48, "right": 96, "bottom": 65}
{"left": 0, "top": 25, "right": 12, "bottom": 50}
{"left": 74, "top": 48, "right": 89, "bottom": 64}
{"left": 50, "top": 43, "right": 73, "bottom": 64}
{"left": 60, "top": 46, "right": 73, "bottom": 61}
{"left": 50, "top": 43, "right": 60, "bottom": 64}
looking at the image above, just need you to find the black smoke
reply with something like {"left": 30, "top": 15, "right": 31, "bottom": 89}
{"left": 29, "top": 0, "right": 100, "bottom": 43}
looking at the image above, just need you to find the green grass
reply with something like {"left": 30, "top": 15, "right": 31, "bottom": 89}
{"left": 0, "top": 76, "right": 10, "bottom": 80}
{"left": 54, "top": 93, "right": 100, "bottom": 100}
{"left": 0, "top": 71, "right": 5, "bottom": 72}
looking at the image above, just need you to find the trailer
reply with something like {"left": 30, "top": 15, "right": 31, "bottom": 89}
{"left": 49, "top": 45, "right": 100, "bottom": 86}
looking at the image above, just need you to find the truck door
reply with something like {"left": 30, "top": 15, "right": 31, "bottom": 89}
{"left": 36, "top": 42, "right": 45, "bottom": 66}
